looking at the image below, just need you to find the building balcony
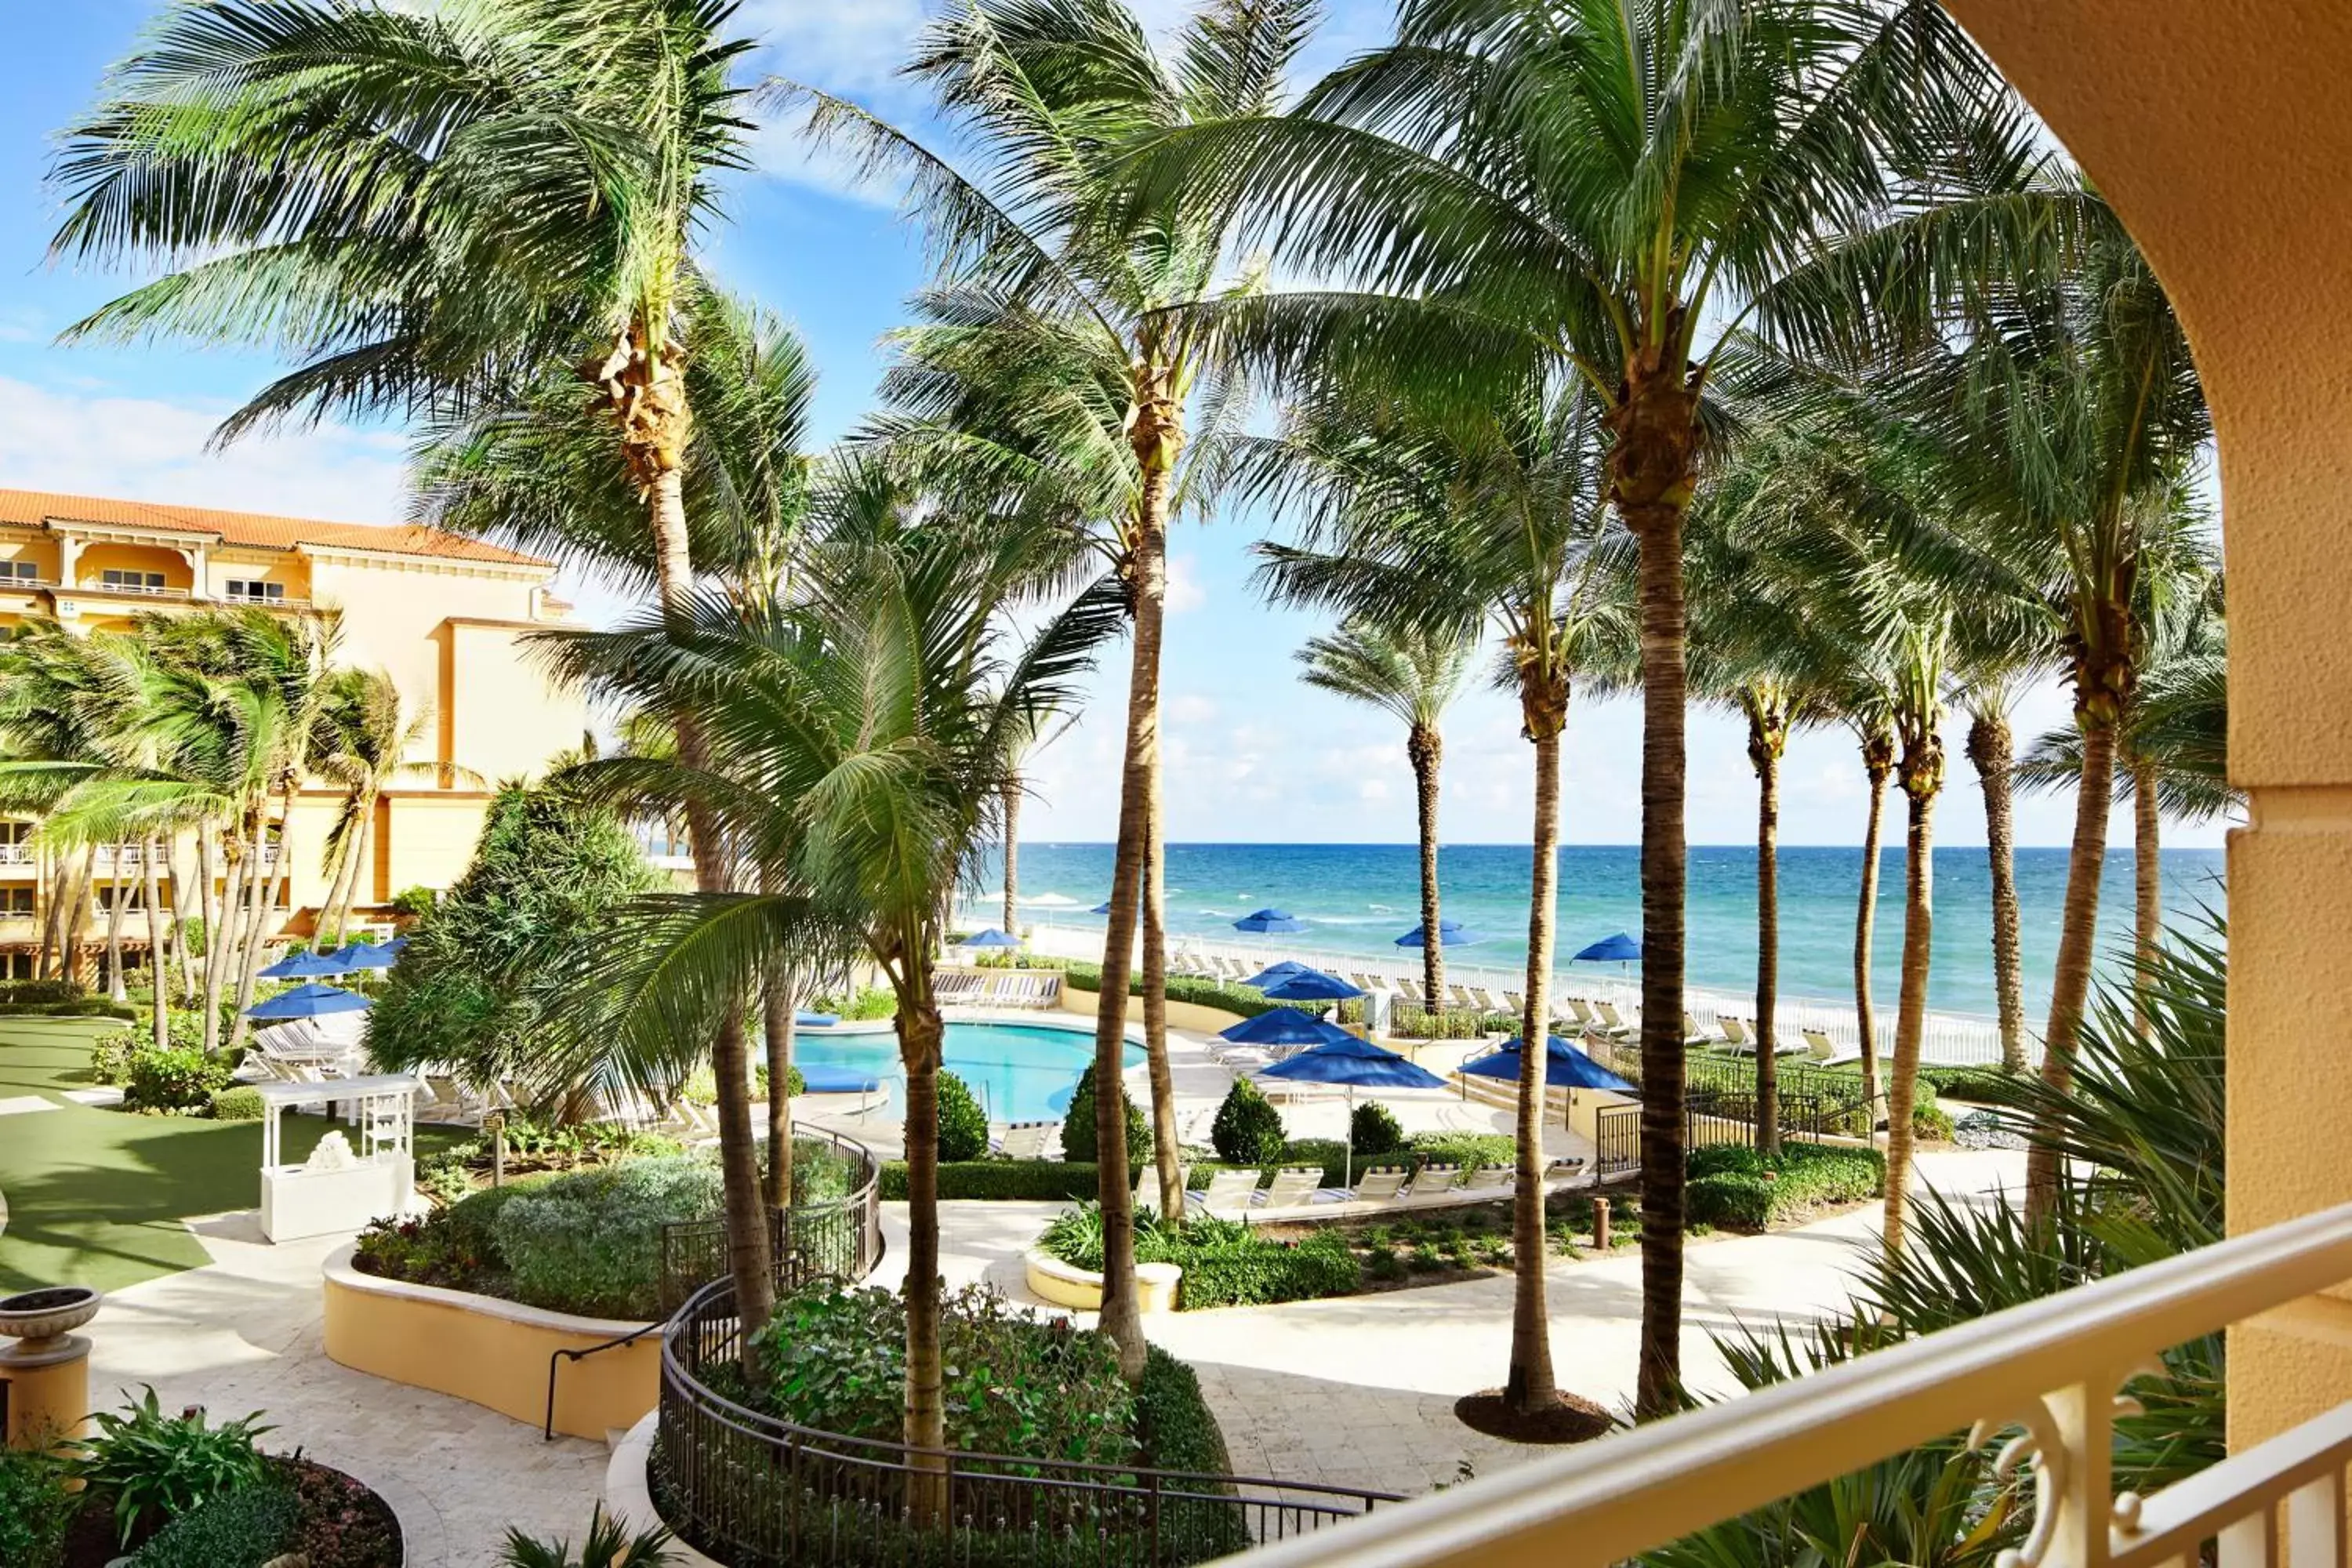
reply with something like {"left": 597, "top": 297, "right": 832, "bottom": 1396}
{"left": 1247, "top": 1202, "right": 2352, "bottom": 1568}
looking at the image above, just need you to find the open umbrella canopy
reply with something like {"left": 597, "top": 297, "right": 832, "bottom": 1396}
{"left": 1258, "top": 1035, "right": 1447, "bottom": 1091}
{"left": 383, "top": 936, "right": 409, "bottom": 953}
{"left": 1218, "top": 1007, "right": 1359, "bottom": 1048}
{"left": 1242, "top": 959, "right": 1311, "bottom": 989}
{"left": 1259, "top": 967, "right": 1365, "bottom": 1004}
{"left": 245, "top": 982, "right": 372, "bottom": 1021}
{"left": 1090, "top": 902, "right": 1114, "bottom": 916}
{"left": 959, "top": 927, "right": 1022, "bottom": 949}
{"left": 329, "top": 942, "right": 397, "bottom": 972}
{"left": 1572, "top": 932, "right": 1643, "bottom": 964}
{"left": 1461, "top": 1036, "right": 1635, "bottom": 1093}
{"left": 1232, "top": 908, "right": 1308, "bottom": 934}
{"left": 1395, "top": 920, "right": 1482, "bottom": 949}
{"left": 259, "top": 949, "right": 346, "bottom": 980}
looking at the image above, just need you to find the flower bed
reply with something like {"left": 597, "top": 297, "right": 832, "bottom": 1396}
{"left": 0, "top": 1389, "right": 399, "bottom": 1568}
{"left": 414, "top": 1114, "right": 690, "bottom": 1207}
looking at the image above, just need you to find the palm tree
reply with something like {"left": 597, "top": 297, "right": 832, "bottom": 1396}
{"left": 312, "top": 670, "right": 434, "bottom": 949}
{"left": 1958, "top": 681, "right": 2030, "bottom": 1074}
{"left": 1131, "top": 0, "right": 2003, "bottom": 1414}
{"left": 1881, "top": 613, "right": 1951, "bottom": 1252}
{"left": 1294, "top": 622, "right": 1474, "bottom": 1016}
{"left": 1238, "top": 372, "right": 1622, "bottom": 1425}
{"left": 782, "top": 0, "right": 1316, "bottom": 1369}
{"left": 539, "top": 492, "right": 1120, "bottom": 1501}
{"left": 53, "top": 0, "right": 777, "bottom": 1332}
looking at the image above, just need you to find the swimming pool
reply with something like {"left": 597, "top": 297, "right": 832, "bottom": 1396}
{"left": 794, "top": 1021, "right": 1144, "bottom": 1124}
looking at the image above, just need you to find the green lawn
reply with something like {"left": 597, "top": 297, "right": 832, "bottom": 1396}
{"left": 0, "top": 1017, "right": 461, "bottom": 1294}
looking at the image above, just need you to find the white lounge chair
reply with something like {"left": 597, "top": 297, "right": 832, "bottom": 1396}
{"left": 1403, "top": 1163, "right": 1461, "bottom": 1200}
{"left": 1256, "top": 1166, "right": 1324, "bottom": 1211}
{"left": 1804, "top": 1027, "right": 1862, "bottom": 1066}
{"left": 1542, "top": 1156, "right": 1589, "bottom": 1186}
{"left": 1193, "top": 1168, "right": 1262, "bottom": 1217}
{"left": 1460, "top": 1165, "right": 1510, "bottom": 1194}
{"left": 1720, "top": 1015, "right": 1753, "bottom": 1052}
{"left": 1135, "top": 1161, "right": 1190, "bottom": 1218}
{"left": 1321, "top": 1165, "right": 1410, "bottom": 1205}
{"left": 1595, "top": 1001, "right": 1635, "bottom": 1039}
{"left": 996, "top": 1120, "right": 1055, "bottom": 1160}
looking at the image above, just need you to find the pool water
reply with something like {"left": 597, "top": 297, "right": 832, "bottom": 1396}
{"left": 795, "top": 1022, "right": 1144, "bottom": 1124}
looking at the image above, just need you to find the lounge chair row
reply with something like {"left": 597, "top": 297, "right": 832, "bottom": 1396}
{"left": 933, "top": 969, "right": 1065, "bottom": 1007}
{"left": 1191, "top": 1156, "right": 1588, "bottom": 1219}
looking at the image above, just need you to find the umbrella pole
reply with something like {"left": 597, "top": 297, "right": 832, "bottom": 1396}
{"left": 1345, "top": 1085, "right": 1354, "bottom": 1189}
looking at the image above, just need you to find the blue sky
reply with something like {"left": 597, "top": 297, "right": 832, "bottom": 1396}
{"left": 2, "top": 2, "right": 2224, "bottom": 851}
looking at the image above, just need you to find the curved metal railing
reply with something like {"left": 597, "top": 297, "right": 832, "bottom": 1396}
{"left": 656, "top": 1127, "right": 884, "bottom": 1314}
{"left": 653, "top": 1276, "right": 1397, "bottom": 1567}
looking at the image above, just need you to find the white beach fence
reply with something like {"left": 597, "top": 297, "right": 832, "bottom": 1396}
{"left": 980, "top": 911, "right": 2023, "bottom": 1070}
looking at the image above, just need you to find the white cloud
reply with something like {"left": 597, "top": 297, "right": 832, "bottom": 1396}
{"left": 1168, "top": 692, "right": 1218, "bottom": 724}
{"left": 1165, "top": 554, "right": 1207, "bottom": 613}
{"left": 0, "top": 375, "right": 408, "bottom": 525}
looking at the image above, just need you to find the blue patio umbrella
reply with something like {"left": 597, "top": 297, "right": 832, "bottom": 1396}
{"left": 245, "top": 982, "right": 372, "bottom": 1021}
{"left": 1241, "top": 958, "right": 1311, "bottom": 990}
{"left": 1259, "top": 967, "right": 1365, "bottom": 1004}
{"left": 1218, "top": 1007, "right": 1358, "bottom": 1049}
{"left": 1090, "top": 902, "right": 1114, "bottom": 916}
{"left": 383, "top": 936, "right": 409, "bottom": 953}
{"left": 1260, "top": 1034, "right": 1447, "bottom": 1185}
{"left": 1461, "top": 1035, "right": 1635, "bottom": 1134}
{"left": 1572, "top": 931, "right": 1642, "bottom": 964}
{"left": 959, "top": 927, "right": 1022, "bottom": 949}
{"left": 1395, "top": 920, "right": 1483, "bottom": 949}
{"left": 330, "top": 942, "right": 397, "bottom": 972}
{"left": 1232, "top": 908, "right": 1308, "bottom": 935}
{"left": 259, "top": 949, "right": 347, "bottom": 980}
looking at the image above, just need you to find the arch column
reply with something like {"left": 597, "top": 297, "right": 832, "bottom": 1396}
{"left": 1936, "top": 0, "right": 2352, "bottom": 1454}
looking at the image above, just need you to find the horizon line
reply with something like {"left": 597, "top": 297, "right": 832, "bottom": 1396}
{"left": 1004, "top": 840, "right": 2226, "bottom": 853}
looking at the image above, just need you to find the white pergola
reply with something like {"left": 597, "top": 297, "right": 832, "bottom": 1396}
{"left": 253, "top": 1073, "right": 419, "bottom": 1243}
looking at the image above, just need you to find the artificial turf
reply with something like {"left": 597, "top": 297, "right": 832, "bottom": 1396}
{"left": 0, "top": 1017, "right": 462, "bottom": 1294}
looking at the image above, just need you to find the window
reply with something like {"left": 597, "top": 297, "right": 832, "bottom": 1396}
{"left": 0, "top": 887, "right": 34, "bottom": 915}
{"left": 224, "top": 579, "right": 285, "bottom": 603}
{"left": 100, "top": 569, "right": 167, "bottom": 593}
{"left": 5, "top": 561, "right": 36, "bottom": 583}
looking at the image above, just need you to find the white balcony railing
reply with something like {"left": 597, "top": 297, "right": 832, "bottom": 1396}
{"left": 1240, "top": 1200, "right": 2352, "bottom": 1568}
{"left": 0, "top": 844, "right": 31, "bottom": 865}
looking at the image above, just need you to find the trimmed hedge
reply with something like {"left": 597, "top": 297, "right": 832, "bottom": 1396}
{"left": 1134, "top": 1348, "right": 1250, "bottom": 1553}
{"left": 1685, "top": 1142, "right": 1886, "bottom": 1230}
{"left": 1160, "top": 1229, "right": 1360, "bottom": 1308}
{"left": 129, "top": 1483, "right": 299, "bottom": 1568}
{"left": 209, "top": 1086, "right": 266, "bottom": 1121}
{"left": 1054, "top": 961, "right": 1284, "bottom": 1021}
{"left": 1918, "top": 1065, "right": 2022, "bottom": 1103}
{"left": 882, "top": 1160, "right": 1124, "bottom": 1202}
{"left": 890, "top": 1130, "right": 1530, "bottom": 1203}
{"left": 0, "top": 978, "right": 88, "bottom": 1005}
{"left": 0, "top": 997, "right": 136, "bottom": 1019}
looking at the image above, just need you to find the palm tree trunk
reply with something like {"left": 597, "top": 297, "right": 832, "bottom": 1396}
{"left": 1409, "top": 725, "right": 1446, "bottom": 1018}
{"left": 143, "top": 836, "right": 169, "bottom": 1052}
{"left": 62, "top": 846, "right": 96, "bottom": 988}
{"left": 1882, "top": 775, "right": 1938, "bottom": 1253}
{"left": 2024, "top": 713, "right": 2120, "bottom": 1220}
{"left": 35, "top": 844, "right": 56, "bottom": 980}
{"left": 1506, "top": 713, "right": 1563, "bottom": 1415}
{"left": 205, "top": 840, "right": 240, "bottom": 1056}
{"left": 1750, "top": 717, "right": 1780, "bottom": 1158}
{"left": 644, "top": 456, "right": 776, "bottom": 1346}
{"left": 1000, "top": 779, "right": 1020, "bottom": 935}
{"left": 1143, "top": 743, "right": 1184, "bottom": 1228}
{"left": 1855, "top": 753, "right": 1887, "bottom": 1137}
{"left": 169, "top": 838, "right": 195, "bottom": 1000}
{"left": 322, "top": 797, "right": 364, "bottom": 948}
{"left": 1629, "top": 503, "right": 1690, "bottom": 1421}
{"left": 225, "top": 799, "right": 281, "bottom": 1054}
{"left": 102, "top": 839, "right": 130, "bottom": 1002}
{"left": 897, "top": 994, "right": 948, "bottom": 1522}
{"left": 764, "top": 965, "right": 797, "bottom": 1210}
{"left": 2132, "top": 754, "right": 2161, "bottom": 1035}
{"left": 1966, "top": 710, "right": 2028, "bottom": 1075}
{"left": 332, "top": 794, "right": 374, "bottom": 943}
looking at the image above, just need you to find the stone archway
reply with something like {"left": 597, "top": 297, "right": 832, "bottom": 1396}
{"left": 1937, "top": 0, "right": 2352, "bottom": 1454}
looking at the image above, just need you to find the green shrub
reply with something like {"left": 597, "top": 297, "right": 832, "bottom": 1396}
{"left": 1209, "top": 1080, "right": 1286, "bottom": 1164}
{"left": 129, "top": 1481, "right": 299, "bottom": 1568}
{"left": 1913, "top": 1102, "right": 1958, "bottom": 1142}
{"left": 76, "top": 1386, "right": 273, "bottom": 1548}
{"left": 1685, "top": 1171, "right": 1773, "bottom": 1229}
{"left": 209, "top": 1085, "right": 265, "bottom": 1121}
{"left": 1037, "top": 1207, "right": 1363, "bottom": 1309}
{"left": 0, "top": 1444, "right": 76, "bottom": 1568}
{"left": 0, "top": 996, "right": 136, "bottom": 1019}
{"left": 124, "top": 1046, "right": 234, "bottom": 1112}
{"left": 1055, "top": 962, "right": 1297, "bottom": 1022}
{"left": 1062, "top": 1061, "right": 1147, "bottom": 1164}
{"left": 92, "top": 1025, "right": 139, "bottom": 1084}
{"left": 1134, "top": 1348, "right": 1250, "bottom": 1555}
{"left": 1685, "top": 1142, "right": 1885, "bottom": 1229}
{"left": 389, "top": 884, "right": 438, "bottom": 916}
{"left": 881, "top": 1160, "right": 1123, "bottom": 1202}
{"left": 0, "top": 978, "right": 85, "bottom": 1004}
{"left": 1919, "top": 1065, "right": 2020, "bottom": 1103}
{"left": 1387, "top": 1004, "right": 1518, "bottom": 1040}
{"left": 1350, "top": 1100, "right": 1406, "bottom": 1156}
{"left": 935, "top": 1070, "right": 990, "bottom": 1162}
{"left": 492, "top": 1155, "right": 722, "bottom": 1318}
{"left": 493, "top": 1505, "right": 673, "bottom": 1568}
{"left": 806, "top": 985, "right": 896, "bottom": 1022}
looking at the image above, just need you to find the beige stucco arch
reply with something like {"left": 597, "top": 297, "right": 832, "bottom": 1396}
{"left": 1936, "top": 0, "right": 2352, "bottom": 1450}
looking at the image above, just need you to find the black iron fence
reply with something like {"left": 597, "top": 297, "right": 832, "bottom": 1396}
{"left": 1592, "top": 1089, "right": 1831, "bottom": 1181}
{"left": 658, "top": 1128, "right": 884, "bottom": 1314}
{"left": 654, "top": 1279, "right": 1398, "bottom": 1568}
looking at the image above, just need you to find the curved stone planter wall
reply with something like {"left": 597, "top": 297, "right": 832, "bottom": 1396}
{"left": 1057, "top": 982, "right": 1247, "bottom": 1036}
{"left": 1023, "top": 1249, "right": 1182, "bottom": 1313}
{"left": 606, "top": 1412, "right": 720, "bottom": 1568}
{"left": 322, "top": 1244, "right": 658, "bottom": 1441}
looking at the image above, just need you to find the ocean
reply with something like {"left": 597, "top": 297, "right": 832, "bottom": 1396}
{"left": 976, "top": 842, "right": 2227, "bottom": 1023}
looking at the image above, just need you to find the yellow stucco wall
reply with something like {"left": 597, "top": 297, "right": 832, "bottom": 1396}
{"left": 1934, "top": 0, "right": 2352, "bottom": 1458}
{"left": 1057, "top": 979, "right": 1248, "bottom": 1036}
{"left": 321, "top": 1247, "right": 657, "bottom": 1441}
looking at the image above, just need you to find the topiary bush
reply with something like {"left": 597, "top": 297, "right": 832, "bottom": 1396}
{"left": 935, "top": 1070, "right": 990, "bottom": 1162}
{"left": 1209, "top": 1079, "right": 1287, "bottom": 1164}
{"left": 491, "top": 1156, "right": 722, "bottom": 1319}
{"left": 209, "top": 1085, "right": 265, "bottom": 1121}
{"left": 1061, "top": 1061, "right": 1147, "bottom": 1165}
{"left": 124, "top": 1046, "right": 234, "bottom": 1113}
{"left": 1913, "top": 1101, "right": 1958, "bottom": 1142}
{"left": 129, "top": 1482, "right": 299, "bottom": 1568}
{"left": 1350, "top": 1099, "right": 1406, "bottom": 1156}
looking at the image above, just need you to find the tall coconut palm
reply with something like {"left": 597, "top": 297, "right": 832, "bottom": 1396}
{"left": 312, "top": 670, "right": 435, "bottom": 949}
{"left": 1129, "top": 0, "right": 2005, "bottom": 1413}
{"left": 536, "top": 492, "right": 1121, "bottom": 1507}
{"left": 1880, "top": 613, "right": 1950, "bottom": 1252}
{"left": 53, "top": 0, "right": 777, "bottom": 1332}
{"left": 1236, "top": 372, "right": 1623, "bottom": 1424}
{"left": 1294, "top": 622, "right": 1474, "bottom": 1016}
{"left": 1959, "top": 681, "right": 2029, "bottom": 1074}
{"left": 782, "top": 0, "right": 1316, "bottom": 1370}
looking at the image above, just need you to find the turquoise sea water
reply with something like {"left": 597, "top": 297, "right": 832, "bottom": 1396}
{"left": 797, "top": 1021, "right": 1145, "bottom": 1123}
{"left": 978, "top": 843, "right": 2227, "bottom": 1023}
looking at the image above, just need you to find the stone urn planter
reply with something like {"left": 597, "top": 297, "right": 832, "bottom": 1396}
{"left": 0, "top": 1285, "right": 100, "bottom": 1360}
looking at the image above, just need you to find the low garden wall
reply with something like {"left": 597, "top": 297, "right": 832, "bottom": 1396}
{"left": 1024, "top": 1250, "right": 1183, "bottom": 1312}
{"left": 1057, "top": 979, "right": 1248, "bottom": 1035}
{"left": 321, "top": 1243, "right": 657, "bottom": 1441}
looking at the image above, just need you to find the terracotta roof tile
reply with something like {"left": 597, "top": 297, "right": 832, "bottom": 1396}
{"left": 0, "top": 488, "right": 552, "bottom": 568}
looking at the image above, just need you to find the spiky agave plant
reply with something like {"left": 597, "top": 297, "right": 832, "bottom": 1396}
{"left": 499, "top": 1505, "right": 673, "bottom": 1568}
